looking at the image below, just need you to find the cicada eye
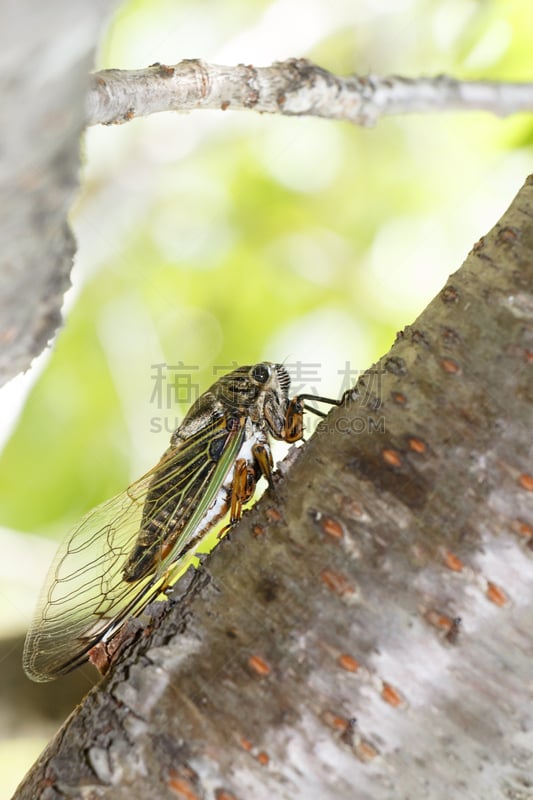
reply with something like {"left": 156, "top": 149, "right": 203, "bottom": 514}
{"left": 251, "top": 363, "right": 271, "bottom": 384}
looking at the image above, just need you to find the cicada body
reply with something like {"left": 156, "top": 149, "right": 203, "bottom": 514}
{"left": 23, "top": 362, "right": 337, "bottom": 682}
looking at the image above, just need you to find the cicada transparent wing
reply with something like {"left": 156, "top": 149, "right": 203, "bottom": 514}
{"left": 23, "top": 416, "right": 245, "bottom": 682}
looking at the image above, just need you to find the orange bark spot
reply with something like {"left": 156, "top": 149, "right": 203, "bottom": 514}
{"left": 320, "top": 569, "right": 355, "bottom": 598}
{"left": 441, "top": 358, "right": 460, "bottom": 374}
{"left": 407, "top": 437, "right": 426, "bottom": 454}
{"left": 215, "top": 791, "right": 239, "bottom": 800}
{"left": 512, "top": 519, "right": 533, "bottom": 537}
{"left": 391, "top": 391, "right": 407, "bottom": 405}
{"left": 444, "top": 551, "right": 464, "bottom": 572}
{"left": 320, "top": 516, "right": 344, "bottom": 540}
{"left": 256, "top": 751, "right": 270, "bottom": 767}
{"left": 248, "top": 655, "right": 271, "bottom": 677}
{"left": 382, "top": 448, "right": 402, "bottom": 467}
{"left": 524, "top": 350, "right": 533, "bottom": 363}
{"left": 333, "top": 494, "right": 364, "bottom": 519}
{"left": 168, "top": 774, "right": 200, "bottom": 800}
{"left": 338, "top": 654, "right": 360, "bottom": 672}
{"left": 322, "top": 710, "right": 350, "bottom": 732}
{"left": 518, "top": 474, "right": 533, "bottom": 492}
{"left": 266, "top": 507, "right": 282, "bottom": 522}
{"left": 356, "top": 740, "right": 379, "bottom": 762}
{"left": 425, "top": 609, "right": 454, "bottom": 631}
{"left": 239, "top": 737, "right": 253, "bottom": 752}
{"left": 486, "top": 582, "right": 508, "bottom": 607}
{"left": 252, "top": 524, "right": 265, "bottom": 537}
{"left": 381, "top": 682, "right": 402, "bottom": 708}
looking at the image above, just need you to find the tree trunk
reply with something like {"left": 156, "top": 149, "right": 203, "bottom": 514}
{"left": 14, "top": 176, "right": 533, "bottom": 799}
{"left": 0, "top": 0, "right": 117, "bottom": 387}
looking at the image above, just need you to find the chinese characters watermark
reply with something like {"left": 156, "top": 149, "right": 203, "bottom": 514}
{"left": 149, "top": 361, "right": 385, "bottom": 435}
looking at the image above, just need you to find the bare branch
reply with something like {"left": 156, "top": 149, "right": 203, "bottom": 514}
{"left": 87, "top": 57, "right": 533, "bottom": 127}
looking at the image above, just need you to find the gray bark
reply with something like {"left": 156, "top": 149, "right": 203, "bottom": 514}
{"left": 13, "top": 176, "right": 533, "bottom": 799}
{"left": 0, "top": 0, "right": 118, "bottom": 387}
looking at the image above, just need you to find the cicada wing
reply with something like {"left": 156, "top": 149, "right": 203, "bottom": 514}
{"left": 123, "top": 416, "right": 246, "bottom": 581}
{"left": 23, "top": 417, "right": 246, "bottom": 682}
{"left": 22, "top": 485, "right": 162, "bottom": 682}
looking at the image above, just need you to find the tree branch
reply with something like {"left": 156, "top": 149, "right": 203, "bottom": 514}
{"left": 14, "top": 176, "right": 533, "bottom": 799}
{"left": 87, "top": 58, "right": 533, "bottom": 127}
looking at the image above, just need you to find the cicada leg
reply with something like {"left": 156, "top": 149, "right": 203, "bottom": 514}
{"left": 252, "top": 442, "right": 275, "bottom": 487}
{"left": 218, "top": 446, "right": 275, "bottom": 540}
{"left": 284, "top": 393, "right": 342, "bottom": 443}
{"left": 284, "top": 397, "right": 305, "bottom": 443}
{"left": 229, "top": 458, "right": 258, "bottom": 525}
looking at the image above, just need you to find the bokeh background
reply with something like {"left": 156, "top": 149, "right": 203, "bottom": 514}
{"left": 1, "top": 0, "right": 532, "bottom": 794}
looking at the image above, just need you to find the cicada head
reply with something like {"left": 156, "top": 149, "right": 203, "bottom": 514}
{"left": 204, "top": 362, "right": 291, "bottom": 439}
{"left": 252, "top": 362, "right": 291, "bottom": 440}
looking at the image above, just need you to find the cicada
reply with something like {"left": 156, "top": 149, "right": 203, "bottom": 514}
{"left": 23, "top": 362, "right": 338, "bottom": 682}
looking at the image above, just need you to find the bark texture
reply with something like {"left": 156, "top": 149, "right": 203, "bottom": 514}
{"left": 0, "top": 0, "right": 117, "bottom": 387}
{"left": 14, "top": 177, "right": 533, "bottom": 799}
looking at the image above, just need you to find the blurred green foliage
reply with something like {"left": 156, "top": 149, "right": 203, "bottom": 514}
{"left": 0, "top": 0, "right": 532, "bottom": 537}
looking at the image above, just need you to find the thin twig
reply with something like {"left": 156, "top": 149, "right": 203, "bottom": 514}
{"left": 86, "top": 57, "right": 533, "bottom": 127}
